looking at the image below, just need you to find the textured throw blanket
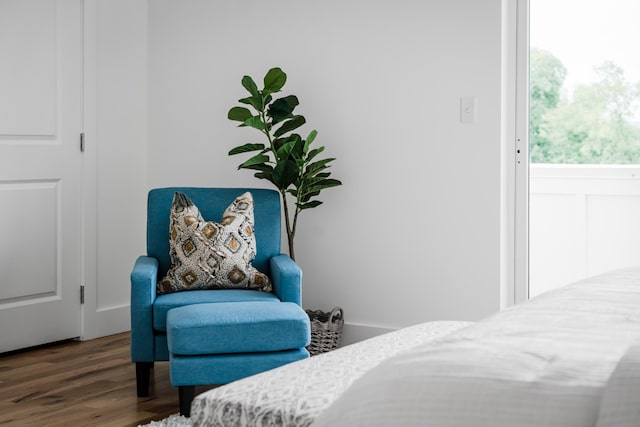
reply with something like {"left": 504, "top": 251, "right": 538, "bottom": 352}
{"left": 189, "top": 321, "right": 472, "bottom": 427}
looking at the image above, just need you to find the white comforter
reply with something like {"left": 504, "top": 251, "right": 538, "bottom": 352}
{"left": 312, "top": 266, "right": 640, "bottom": 427}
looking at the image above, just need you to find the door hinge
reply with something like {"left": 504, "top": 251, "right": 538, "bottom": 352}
{"left": 80, "top": 285, "right": 85, "bottom": 304}
{"left": 80, "top": 133, "right": 85, "bottom": 152}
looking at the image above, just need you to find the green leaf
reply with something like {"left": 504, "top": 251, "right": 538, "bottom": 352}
{"left": 272, "top": 159, "right": 299, "bottom": 189}
{"left": 243, "top": 116, "right": 267, "bottom": 131}
{"left": 274, "top": 115, "right": 306, "bottom": 138}
{"left": 306, "top": 146, "right": 325, "bottom": 162}
{"left": 274, "top": 135, "right": 307, "bottom": 163}
{"left": 228, "top": 107, "right": 252, "bottom": 122}
{"left": 300, "top": 190, "right": 320, "bottom": 203}
{"left": 228, "top": 143, "right": 265, "bottom": 156}
{"left": 276, "top": 140, "right": 297, "bottom": 159}
{"left": 291, "top": 136, "right": 306, "bottom": 158}
{"left": 306, "top": 129, "right": 318, "bottom": 144}
{"left": 298, "top": 200, "right": 323, "bottom": 210}
{"left": 299, "top": 179, "right": 342, "bottom": 198}
{"left": 245, "top": 163, "right": 273, "bottom": 172}
{"left": 238, "top": 153, "right": 269, "bottom": 169}
{"left": 242, "top": 75, "right": 259, "bottom": 97}
{"left": 263, "top": 68, "right": 287, "bottom": 93}
{"left": 268, "top": 96, "right": 299, "bottom": 124}
{"left": 239, "top": 96, "right": 262, "bottom": 111}
{"left": 274, "top": 134, "right": 301, "bottom": 152}
{"left": 320, "top": 178, "right": 342, "bottom": 188}
{"left": 301, "top": 175, "right": 329, "bottom": 187}
{"left": 303, "top": 130, "right": 318, "bottom": 154}
{"left": 303, "top": 158, "right": 335, "bottom": 177}
{"left": 254, "top": 171, "right": 273, "bottom": 181}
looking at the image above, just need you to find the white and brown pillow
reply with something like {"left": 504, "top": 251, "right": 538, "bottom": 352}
{"left": 157, "top": 192, "right": 272, "bottom": 294}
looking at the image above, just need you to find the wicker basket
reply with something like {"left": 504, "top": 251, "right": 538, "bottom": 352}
{"left": 305, "top": 307, "right": 344, "bottom": 356}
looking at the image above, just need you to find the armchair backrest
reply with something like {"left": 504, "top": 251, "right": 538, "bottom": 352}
{"left": 147, "top": 187, "right": 282, "bottom": 278}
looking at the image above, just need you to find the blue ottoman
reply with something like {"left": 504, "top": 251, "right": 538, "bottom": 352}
{"left": 166, "top": 301, "right": 310, "bottom": 416}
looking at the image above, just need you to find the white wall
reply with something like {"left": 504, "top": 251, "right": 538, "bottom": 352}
{"left": 86, "top": 0, "right": 508, "bottom": 340}
{"left": 146, "top": 0, "right": 505, "bottom": 334}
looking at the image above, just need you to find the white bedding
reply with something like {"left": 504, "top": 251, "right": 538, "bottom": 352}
{"left": 189, "top": 320, "right": 472, "bottom": 427}
{"left": 312, "top": 266, "right": 640, "bottom": 427}
{"left": 595, "top": 336, "right": 640, "bottom": 426}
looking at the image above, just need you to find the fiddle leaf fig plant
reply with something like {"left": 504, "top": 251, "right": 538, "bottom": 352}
{"left": 227, "top": 67, "right": 341, "bottom": 261}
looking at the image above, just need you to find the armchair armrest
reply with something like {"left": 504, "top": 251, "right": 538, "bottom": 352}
{"left": 130, "top": 255, "right": 159, "bottom": 361}
{"left": 270, "top": 254, "right": 303, "bottom": 305}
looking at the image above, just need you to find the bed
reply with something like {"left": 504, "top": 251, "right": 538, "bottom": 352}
{"left": 190, "top": 266, "right": 640, "bottom": 427}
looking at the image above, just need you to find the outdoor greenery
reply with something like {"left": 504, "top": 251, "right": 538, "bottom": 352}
{"left": 227, "top": 67, "right": 341, "bottom": 261}
{"left": 530, "top": 47, "right": 640, "bottom": 164}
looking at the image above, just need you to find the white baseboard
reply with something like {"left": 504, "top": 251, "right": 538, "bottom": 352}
{"left": 95, "top": 304, "right": 131, "bottom": 338}
{"left": 339, "top": 322, "right": 395, "bottom": 347}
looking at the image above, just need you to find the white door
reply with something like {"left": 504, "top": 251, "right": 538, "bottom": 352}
{"left": 0, "top": 0, "right": 83, "bottom": 352}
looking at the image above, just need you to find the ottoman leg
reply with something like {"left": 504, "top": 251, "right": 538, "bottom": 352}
{"left": 136, "top": 362, "right": 154, "bottom": 397}
{"left": 179, "top": 385, "right": 195, "bottom": 417}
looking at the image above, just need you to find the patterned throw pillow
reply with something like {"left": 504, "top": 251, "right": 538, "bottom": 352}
{"left": 157, "top": 191, "right": 273, "bottom": 294}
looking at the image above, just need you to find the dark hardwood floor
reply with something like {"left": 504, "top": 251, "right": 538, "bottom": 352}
{"left": 0, "top": 332, "right": 215, "bottom": 426}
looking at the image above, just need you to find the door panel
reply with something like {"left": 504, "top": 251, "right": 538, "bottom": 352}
{"left": 0, "top": 182, "right": 57, "bottom": 300}
{"left": 0, "top": 0, "right": 83, "bottom": 352}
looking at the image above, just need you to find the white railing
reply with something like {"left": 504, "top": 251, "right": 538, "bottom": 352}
{"left": 529, "top": 164, "right": 640, "bottom": 297}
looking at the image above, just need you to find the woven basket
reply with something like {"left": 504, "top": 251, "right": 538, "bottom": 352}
{"left": 305, "top": 307, "right": 344, "bottom": 356}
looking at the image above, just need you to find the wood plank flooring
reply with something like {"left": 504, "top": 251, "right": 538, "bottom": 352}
{"left": 0, "top": 332, "right": 216, "bottom": 426}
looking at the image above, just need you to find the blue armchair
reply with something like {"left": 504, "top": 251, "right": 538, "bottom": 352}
{"left": 131, "top": 187, "right": 310, "bottom": 415}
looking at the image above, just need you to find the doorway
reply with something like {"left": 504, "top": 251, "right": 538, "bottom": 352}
{"left": 528, "top": 0, "right": 640, "bottom": 297}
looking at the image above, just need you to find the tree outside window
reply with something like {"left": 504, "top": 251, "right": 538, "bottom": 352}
{"left": 530, "top": 47, "right": 640, "bottom": 164}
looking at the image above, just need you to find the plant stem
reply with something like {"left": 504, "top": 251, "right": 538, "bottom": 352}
{"left": 259, "top": 96, "right": 275, "bottom": 152}
{"left": 260, "top": 97, "right": 295, "bottom": 258}
{"left": 281, "top": 189, "right": 295, "bottom": 260}
{"left": 287, "top": 161, "right": 306, "bottom": 261}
